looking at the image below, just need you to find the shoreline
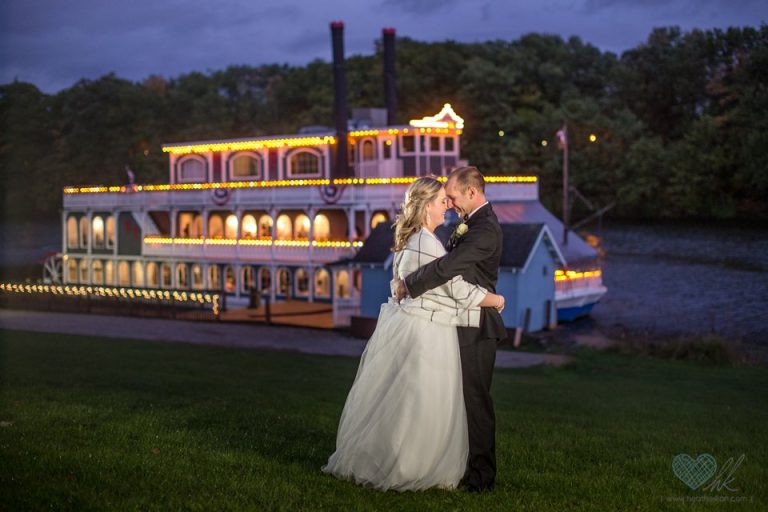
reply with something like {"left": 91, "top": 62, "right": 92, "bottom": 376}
{"left": 2, "top": 219, "right": 766, "bottom": 349}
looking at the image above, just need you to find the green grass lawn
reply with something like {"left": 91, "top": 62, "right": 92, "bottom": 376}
{"left": 1, "top": 329, "right": 766, "bottom": 511}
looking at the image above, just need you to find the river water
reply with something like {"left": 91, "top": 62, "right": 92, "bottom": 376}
{"left": 2, "top": 220, "right": 767, "bottom": 346}
{"left": 581, "top": 221, "right": 768, "bottom": 347}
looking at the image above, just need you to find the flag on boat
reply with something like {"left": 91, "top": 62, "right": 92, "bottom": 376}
{"left": 556, "top": 126, "right": 567, "bottom": 150}
{"left": 125, "top": 165, "right": 136, "bottom": 184}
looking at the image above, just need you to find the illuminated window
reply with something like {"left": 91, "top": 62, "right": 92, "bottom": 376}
{"left": 361, "top": 139, "right": 375, "bottom": 161}
{"left": 178, "top": 212, "right": 202, "bottom": 238}
{"left": 294, "top": 214, "right": 310, "bottom": 240}
{"left": 208, "top": 265, "right": 221, "bottom": 290}
{"left": 106, "top": 216, "right": 115, "bottom": 249}
{"left": 178, "top": 156, "right": 206, "bottom": 182}
{"left": 104, "top": 260, "right": 114, "bottom": 285}
{"left": 118, "top": 261, "right": 130, "bottom": 286}
{"left": 296, "top": 268, "right": 309, "bottom": 296}
{"left": 92, "top": 260, "right": 104, "bottom": 284}
{"left": 288, "top": 151, "right": 320, "bottom": 177}
{"left": 224, "top": 266, "right": 235, "bottom": 293}
{"left": 161, "top": 263, "right": 171, "bottom": 288}
{"left": 314, "top": 268, "right": 330, "bottom": 298}
{"left": 191, "top": 264, "right": 203, "bottom": 289}
{"left": 132, "top": 261, "right": 144, "bottom": 287}
{"left": 79, "top": 217, "right": 89, "bottom": 248}
{"left": 231, "top": 153, "right": 261, "bottom": 179}
{"left": 79, "top": 259, "right": 88, "bottom": 283}
{"left": 276, "top": 214, "right": 292, "bottom": 240}
{"left": 225, "top": 214, "right": 238, "bottom": 239}
{"left": 258, "top": 215, "right": 273, "bottom": 239}
{"left": 313, "top": 214, "right": 330, "bottom": 241}
{"left": 176, "top": 263, "right": 188, "bottom": 289}
{"left": 67, "top": 259, "right": 78, "bottom": 282}
{"left": 146, "top": 262, "right": 158, "bottom": 287}
{"left": 67, "top": 217, "right": 78, "bottom": 248}
{"left": 259, "top": 267, "right": 271, "bottom": 293}
{"left": 241, "top": 214, "right": 257, "bottom": 239}
{"left": 92, "top": 216, "right": 105, "bottom": 248}
{"left": 241, "top": 266, "right": 254, "bottom": 292}
{"left": 208, "top": 215, "right": 224, "bottom": 239}
{"left": 277, "top": 268, "right": 291, "bottom": 296}
{"left": 371, "top": 212, "right": 389, "bottom": 229}
{"left": 336, "top": 270, "right": 350, "bottom": 298}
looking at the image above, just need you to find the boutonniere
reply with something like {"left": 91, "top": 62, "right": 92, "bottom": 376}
{"left": 450, "top": 222, "right": 468, "bottom": 245}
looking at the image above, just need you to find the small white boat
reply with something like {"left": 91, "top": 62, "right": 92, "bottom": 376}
{"left": 555, "top": 269, "right": 607, "bottom": 321}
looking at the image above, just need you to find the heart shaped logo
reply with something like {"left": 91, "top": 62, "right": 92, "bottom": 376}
{"left": 672, "top": 454, "right": 717, "bottom": 490}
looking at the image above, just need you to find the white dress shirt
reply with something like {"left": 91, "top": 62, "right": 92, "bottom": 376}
{"left": 464, "top": 201, "right": 489, "bottom": 221}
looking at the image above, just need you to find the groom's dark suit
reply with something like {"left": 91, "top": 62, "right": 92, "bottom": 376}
{"left": 404, "top": 202, "right": 505, "bottom": 490}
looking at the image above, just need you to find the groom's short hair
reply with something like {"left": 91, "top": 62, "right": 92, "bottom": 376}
{"left": 449, "top": 166, "right": 485, "bottom": 194}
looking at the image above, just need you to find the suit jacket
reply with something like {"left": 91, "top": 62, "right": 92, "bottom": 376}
{"left": 404, "top": 203, "right": 507, "bottom": 342}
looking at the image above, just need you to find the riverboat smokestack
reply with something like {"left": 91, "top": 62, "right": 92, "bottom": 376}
{"left": 331, "top": 21, "right": 349, "bottom": 179}
{"left": 382, "top": 28, "right": 397, "bottom": 126}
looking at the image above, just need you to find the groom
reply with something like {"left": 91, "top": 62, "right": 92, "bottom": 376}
{"left": 394, "top": 166, "right": 506, "bottom": 492}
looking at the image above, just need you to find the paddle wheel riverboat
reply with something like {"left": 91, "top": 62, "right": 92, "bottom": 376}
{"left": 50, "top": 24, "right": 605, "bottom": 327}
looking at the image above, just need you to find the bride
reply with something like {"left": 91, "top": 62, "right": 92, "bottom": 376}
{"left": 322, "top": 176, "right": 505, "bottom": 492}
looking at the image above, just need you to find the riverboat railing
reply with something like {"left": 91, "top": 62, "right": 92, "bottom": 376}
{"left": 0, "top": 283, "right": 221, "bottom": 321}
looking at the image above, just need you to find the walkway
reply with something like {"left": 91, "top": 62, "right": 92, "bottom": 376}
{"left": 218, "top": 300, "right": 334, "bottom": 329}
{"left": 0, "top": 310, "right": 571, "bottom": 368}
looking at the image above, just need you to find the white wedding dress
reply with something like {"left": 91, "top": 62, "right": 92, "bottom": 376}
{"left": 322, "top": 228, "right": 487, "bottom": 492}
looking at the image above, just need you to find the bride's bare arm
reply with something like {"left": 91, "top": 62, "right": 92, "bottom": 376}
{"left": 478, "top": 292, "right": 505, "bottom": 312}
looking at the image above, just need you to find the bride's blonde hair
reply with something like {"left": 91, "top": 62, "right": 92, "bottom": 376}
{"left": 392, "top": 176, "right": 443, "bottom": 252}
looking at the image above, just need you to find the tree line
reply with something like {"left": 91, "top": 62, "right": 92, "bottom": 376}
{"left": 1, "top": 25, "right": 766, "bottom": 223}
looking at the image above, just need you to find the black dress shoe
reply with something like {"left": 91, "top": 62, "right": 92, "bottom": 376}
{"left": 461, "top": 482, "right": 494, "bottom": 493}
{"left": 463, "top": 483, "right": 482, "bottom": 493}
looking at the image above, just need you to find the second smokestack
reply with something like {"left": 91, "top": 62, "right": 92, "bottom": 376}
{"left": 331, "top": 21, "right": 349, "bottom": 179}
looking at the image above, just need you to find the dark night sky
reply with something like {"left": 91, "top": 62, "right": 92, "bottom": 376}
{"left": 1, "top": 0, "right": 765, "bottom": 93}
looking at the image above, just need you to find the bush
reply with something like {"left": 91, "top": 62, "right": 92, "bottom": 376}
{"left": 609, "top": 333, "right": 745, "bottom": 366}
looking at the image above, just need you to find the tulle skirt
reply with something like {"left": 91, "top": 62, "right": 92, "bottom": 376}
{"left": 322, "top": 301, "right": 468, "bottom": 491}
